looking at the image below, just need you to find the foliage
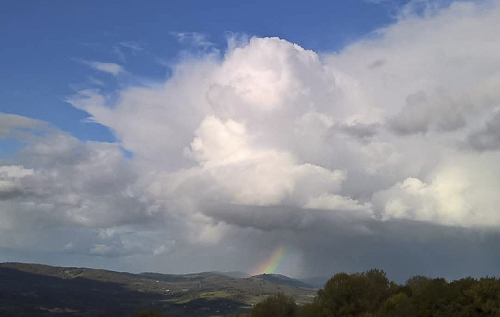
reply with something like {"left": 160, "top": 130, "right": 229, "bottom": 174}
{"left": 315, "top": 269, "right": 391, "bottom": 316}
{"left": 250, "top": 293, "right": 298, "bottom": 317}
{"left": 244, "top": 270, "right": 500, "bottom": 317}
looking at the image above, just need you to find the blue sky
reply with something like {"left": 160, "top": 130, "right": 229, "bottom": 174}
{"left": 1, "top": 0, "right": 405, "bottom": 142}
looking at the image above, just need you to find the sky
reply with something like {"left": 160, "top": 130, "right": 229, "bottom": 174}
{"left": 2, "top": 0, "right": 500, "bottom": 282}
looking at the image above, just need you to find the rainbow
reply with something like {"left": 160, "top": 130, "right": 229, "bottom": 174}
{"left": 252, "top": 246, "right": 289, "bottom": 275}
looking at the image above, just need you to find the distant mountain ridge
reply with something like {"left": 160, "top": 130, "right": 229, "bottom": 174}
{"left": 250, "top": 273, "right": 315, "bottom": 289}
{"left": 140, "top": 270, "right": 251, "bottom": 280}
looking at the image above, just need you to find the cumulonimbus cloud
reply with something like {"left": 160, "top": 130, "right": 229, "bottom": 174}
{"left": 68, "top": 0, "right": 500, "bottom": 230}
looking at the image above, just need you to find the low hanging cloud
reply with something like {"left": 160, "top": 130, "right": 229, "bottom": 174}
{"left": 3, "top": 0, "right": 500, "bottom": 278}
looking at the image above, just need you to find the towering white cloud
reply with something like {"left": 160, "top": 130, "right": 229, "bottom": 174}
{"left": 62, "top": 0, "right": 500, "bottom": 233}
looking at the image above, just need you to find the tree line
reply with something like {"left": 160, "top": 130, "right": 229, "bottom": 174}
{"left": 228, "top": 269, "right": 500, "bottom": 317}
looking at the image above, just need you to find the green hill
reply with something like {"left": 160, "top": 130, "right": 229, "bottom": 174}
{"left": 0, "top": 262, "right": 315, "bottom": 316}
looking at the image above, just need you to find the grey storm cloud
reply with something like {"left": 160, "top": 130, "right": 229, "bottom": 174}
{"left": 3, "top": 0, "right": 500, "bottom": 279}
{"left": 338, "top": 121, "right": 380, "bottom": 140}
{"left": 466, "top": 111, "right": 500, "bottom": 151}
{"left": 388, "top": 90, "right": 468, "bottom": 135}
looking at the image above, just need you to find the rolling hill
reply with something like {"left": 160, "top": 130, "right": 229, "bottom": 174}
{"left": 0, "top": 262, "right": 316, "bottom": 316}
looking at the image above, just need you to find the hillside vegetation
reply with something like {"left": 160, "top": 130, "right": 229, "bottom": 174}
{"left": 236, "top": 269, "right": 500, "bottom": 317}
{"left": 0, "top": 262, "right": 315, "bottom": 316}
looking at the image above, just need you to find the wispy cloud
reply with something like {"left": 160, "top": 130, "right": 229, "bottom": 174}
{"left": 113, "top": 41, "right": 145, "bottom": 62}
{"left": 171, "top": 32, "right": 215, "bottom": 50}
{"left": 75, "top": 59, "right": 125, "bottom": 76}
{"left": 86, "top": 61, "right": 124, "bottom": 75}
{"left": 87, "top": 76, "right": 106, "bottom": 87}
{"left": 117, "top": 41, "right": 144, "bottom": 53}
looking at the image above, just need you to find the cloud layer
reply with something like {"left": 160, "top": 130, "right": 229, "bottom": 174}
{"left": 3, "top": 0, "right": 500, "bottom": 279}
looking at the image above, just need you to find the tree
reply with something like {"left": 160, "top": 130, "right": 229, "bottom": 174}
{"left": 296, "top": 299, "right": 323, "bottom": 317}
{"left": 466, "top": 277, "right": 500, "bottom": 314}
{"left": 316, "top": 269, "right": 391, "bottom": 316}
{"left": 243, "top": 271, "right": 500, "bottom": 317}
{"left": 251, "top": 293, "right": 297, "bottom": 317}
